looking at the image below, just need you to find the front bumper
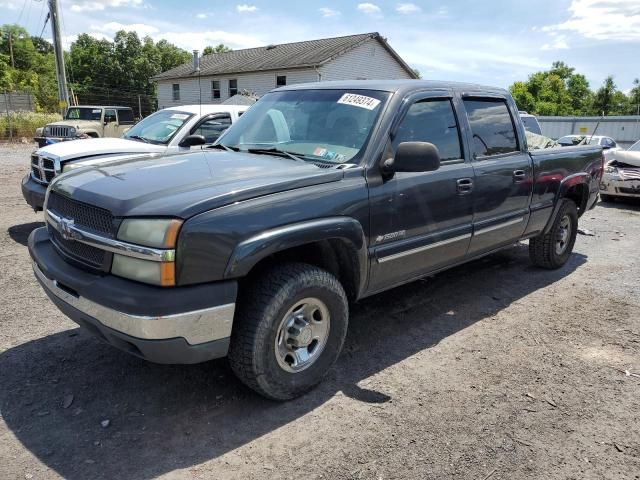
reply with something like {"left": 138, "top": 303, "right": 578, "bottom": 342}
{"left": 29, "top": 227, "right": 238, "bottom": 364}
{"left": 600, "top": 175, "right": 640, "bottom": 198}
{"left": 21, "top": 174, "right": 47, "bottom": 211}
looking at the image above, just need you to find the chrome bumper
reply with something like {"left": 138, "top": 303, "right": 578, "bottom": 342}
{"left": 33, "top": 261, "right": 235, "bottom": 345}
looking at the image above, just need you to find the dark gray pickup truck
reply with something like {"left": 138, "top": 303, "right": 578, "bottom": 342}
{"left": 29, "top": 80, "right": 604, "bottom": 400}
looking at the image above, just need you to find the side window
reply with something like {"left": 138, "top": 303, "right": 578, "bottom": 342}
{"left": 212, "top": 80, "right": 220, "bottom": 99}
{"left": 117, "top": 109, "right": 135, "bottom": 125}
{"left": 229, "top": 79, "right": 238, "bottom": 97}
{"left": 463, "top": 99, "right": 518, "bottom": 157}
{"left": 191, "top": 115, "right": 232, "bottom": 143}
{"left": 104, "top": 109, "right": 117, "bottom": 123}
{"left": 172, "top": 83, "right": 180, "bottom": 101}
{"left": 392, "top": 98, "right": 462, "bottom": 162}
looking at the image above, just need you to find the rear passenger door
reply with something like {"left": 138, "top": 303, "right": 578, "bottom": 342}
{"left": 462, "top": 97, "right": 533, "bottom": 255}
{"left": 368, "top": 93, "right": 475, "bottom": 293}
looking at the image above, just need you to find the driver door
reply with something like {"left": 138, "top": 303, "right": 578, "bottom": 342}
{"left": 368, "top": 93, "right": 475, "bottom": 293}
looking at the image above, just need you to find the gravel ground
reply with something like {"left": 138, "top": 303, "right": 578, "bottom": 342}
{"left": 1, "top": 143, "right": 639, "bottom": 480}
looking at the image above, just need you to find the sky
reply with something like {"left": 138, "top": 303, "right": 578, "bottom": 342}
{"left": 1, "top": 0, "right": 639, "bottom": 91}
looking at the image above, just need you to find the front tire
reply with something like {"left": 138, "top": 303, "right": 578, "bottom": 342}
{"left": 228, "top": 263, "right": 348, "bottom": 400}
{"left": 529, "top": 198, "right": 578, "bottom": 269}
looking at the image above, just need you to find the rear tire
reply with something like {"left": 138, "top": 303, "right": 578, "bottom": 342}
{"left": 228, "top": 263, "right": 348, "bottom": 400}
{"left": 599, "top": 194, "right": 614, "bottom": 202}
{"left": 529, "top": 198, "right": 578, "bottom": 269}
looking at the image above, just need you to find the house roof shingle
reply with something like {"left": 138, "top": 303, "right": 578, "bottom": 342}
{"left": 152, "top": 32, "right": 416, "bottom": 81}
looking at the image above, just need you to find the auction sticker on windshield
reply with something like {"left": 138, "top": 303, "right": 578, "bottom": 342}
{"left": 170, "top": 114, "right": 189, "bottom": 120}
{"left": 337, "top": 93, "right": 381, "bottom": 110}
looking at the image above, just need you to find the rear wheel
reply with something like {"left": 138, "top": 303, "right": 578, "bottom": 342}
{"left": 529, "top": 198, "right": 578, "bottom": 269}
{"left": 228, "top": 263, "right": 348, "bottom": 400}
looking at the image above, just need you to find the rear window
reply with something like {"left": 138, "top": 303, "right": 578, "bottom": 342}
{"left": 464, "top": 99, "right": 519, "bottom": 157}
{"left": 118, "top": 109, "right": 135, "bottom": 125}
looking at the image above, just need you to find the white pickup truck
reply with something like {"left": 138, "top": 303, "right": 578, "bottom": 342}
{"left": 22, "top": 104, "right": 248, "bottom": 211}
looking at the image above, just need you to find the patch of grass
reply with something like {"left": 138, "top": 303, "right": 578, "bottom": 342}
{"left": 0, "top": 112, "right": 62, "bottom": 140}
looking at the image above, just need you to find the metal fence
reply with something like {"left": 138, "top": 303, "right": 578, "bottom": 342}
{"left": 1, "top": 91, "right": 36, "bottom": 113}
{"left": 539, "top": 116, "right": 640, "bottom": 148}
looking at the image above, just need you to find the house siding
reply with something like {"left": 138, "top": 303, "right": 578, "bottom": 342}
{"left": 156, "top": 38, "right": 414, "bottom": 109}
{"left": 157, "top": 69, "right": 319, "bottom": 108}
{"left": 319, "top": 38, "right": 413, "bottom": 81}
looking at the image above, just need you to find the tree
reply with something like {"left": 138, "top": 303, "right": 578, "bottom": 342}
{"left": 592, "top": 76, "right": 625, "bottom": 116}
{"left": 203, "top": 44, "right": 232, "bottom": 56}
{"left": 411, "top": 68, "right": 422, "bottom": 79}
{"left": 629, "top": 78, "right": 640, "bottom": 115}
{"left": 509, "top": 81, "right": 535, "bottom": 113}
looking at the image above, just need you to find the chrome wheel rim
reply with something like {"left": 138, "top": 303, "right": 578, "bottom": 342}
{"left": 555, "top": 214, "right": 572, "bottom": 255}
{"left": 274, "top": 297, "right": 331, "bottom": 373}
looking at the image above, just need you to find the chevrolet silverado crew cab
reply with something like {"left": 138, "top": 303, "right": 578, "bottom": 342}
{"left": 29, "top": 81, "right": 604, "bottom": 400}
{"left": 23, "top": 104, "right": 247, "bottom": 211}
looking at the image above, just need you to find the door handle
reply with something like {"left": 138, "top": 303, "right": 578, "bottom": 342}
{"left": 456, "top": 177, "right": 474, "bottom": 195}
{"left": 513, "top": 170, "right": 526, "bottom": 182}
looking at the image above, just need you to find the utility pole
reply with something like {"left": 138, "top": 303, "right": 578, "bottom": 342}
{"left": 48, "top": 0, "right": 69, "bottom": 114}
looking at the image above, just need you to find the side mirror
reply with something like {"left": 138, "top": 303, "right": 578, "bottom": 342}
{"left": 382, "top": 141, "right": 441, "bottom": 175}
{"left": 179, "top": 134, "right": 206, "bottom": 148}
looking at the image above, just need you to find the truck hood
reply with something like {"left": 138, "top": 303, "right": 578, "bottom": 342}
{"left": 37, "top": 137, "right": 167, "bottom": 162}
{"left": 50, "top": 150, "right": 344, "bottom": 218}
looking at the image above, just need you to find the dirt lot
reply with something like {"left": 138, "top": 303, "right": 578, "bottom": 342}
{"left": 1, "top": 143, "right": 639, "bottom": 480}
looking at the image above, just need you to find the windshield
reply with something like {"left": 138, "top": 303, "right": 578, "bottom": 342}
{"left": 629, "top": 140, "right": 640, "bottom": 151}
{"left": 65, "top": 107, "right": 102, "bottom": 121}
{"left": 218, "top": 89, "right": 390, "bottom": 164}
{"left": 123, "top": 110, "right": 194, "bottom": 145}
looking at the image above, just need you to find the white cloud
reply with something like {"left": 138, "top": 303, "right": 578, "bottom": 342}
{"left": 236, "top": 4, "right": 259, "bottom": 13}
{"left": 543, "top": 0, "right": 640, "bottom": 41}
{"left": 319, "top": 7, "right": 341, "bottom": 17}
{"left": 396, "top": 3, "right": 421, "bottom": 14}
{"left": 70, "top": 0, "right": 143, "bottom": 12}
{"left": 196, "top": 13, "right": 207, "bottom": 19}
{"left": 0, "top": 1, "right": 20, "bottom": 10}
{"left": 541, "top": 35, "right": 569, "bottom": 50}
{"left": 91, "top": 22, "right": 160, "bottom": 36}
{"left": 357, "top": 3, "right": 381, "bottom": 15}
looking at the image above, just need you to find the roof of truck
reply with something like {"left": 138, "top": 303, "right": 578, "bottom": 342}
{"left": 278, "top": 79, "right": 509, "bottom": 95}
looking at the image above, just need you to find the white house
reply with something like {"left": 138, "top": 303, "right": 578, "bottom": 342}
{"left": 153, "top": 32, "right": 417, "bottom": 109}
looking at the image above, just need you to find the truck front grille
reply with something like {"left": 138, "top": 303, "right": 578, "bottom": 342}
{"left": 47, "top": 192, "right": 116, "bottom": 238}
{"left": 49, "top": 125, "right": 71, "bottom": 138}
{"left": 31, "top": 154, "right": 57, "bottom": 184}
{"left": 50, "top": 226, "right": 107, "bottom": 269}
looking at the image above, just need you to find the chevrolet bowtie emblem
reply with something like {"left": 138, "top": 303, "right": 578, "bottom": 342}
{"left": 59, "top": 217, "right": 76, "bottom": 241}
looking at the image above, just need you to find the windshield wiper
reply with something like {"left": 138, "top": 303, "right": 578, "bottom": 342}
{"left": 208, "top": 143, "right": 238, "bottom": 152}
{"left": 245, "top": 147, "right": 306, "bottom": 163}
{"left": 127, "top": 135, "right": 150, "bottom": 143}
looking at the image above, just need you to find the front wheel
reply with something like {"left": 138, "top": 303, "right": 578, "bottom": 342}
{"left": 228, "top": 263, "right": 348, "bottom": 400}
{"left": 529, "top": 198, "right": 578, "bottom": 269}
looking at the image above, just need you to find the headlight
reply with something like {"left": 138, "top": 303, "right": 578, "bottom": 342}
{"left": 62, "top": 162, "right": 87, "bottom": 173}
{"left": 43, "top": 126, "right": 50, "bottom": 135}
{"left": 69, "top": 127, "right": 77, "bottom": 136}
{"left": 117, "top": 218, "right": 182, "bottom": 248}
{"left": 112, "top": 219, "right": 183, "bottom": 286}
{"left": 604, "top": 166, "right": 618, "bottom": 174}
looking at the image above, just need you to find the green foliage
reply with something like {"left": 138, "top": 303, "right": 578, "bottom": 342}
{"left": 203, "top": 44, "right": 232, "bottom": 56}
{"left": 0, "top": 24, "right": 190, "bottom": 115}
{"left": 510, "top": 62, "right": 639, "bottom": 116}
{"left": 0, "top": 111, "right": 61, "bottom": 138}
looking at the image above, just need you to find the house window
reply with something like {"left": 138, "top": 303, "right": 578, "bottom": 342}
{"left": 172, "top": 84, "right": 180, "bottom": 101}
{"left": 276, "top": 75, "right": 286, "bottom": 87}
{"left": 229, "top": 79, "right": 238, "bottom": 97}
{"left": 211, "top": 80, "right": 221, "bottom": 99}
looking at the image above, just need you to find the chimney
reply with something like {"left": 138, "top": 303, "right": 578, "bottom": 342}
{"left": 193, "top": 50, "right": 200, "bottom": 72}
